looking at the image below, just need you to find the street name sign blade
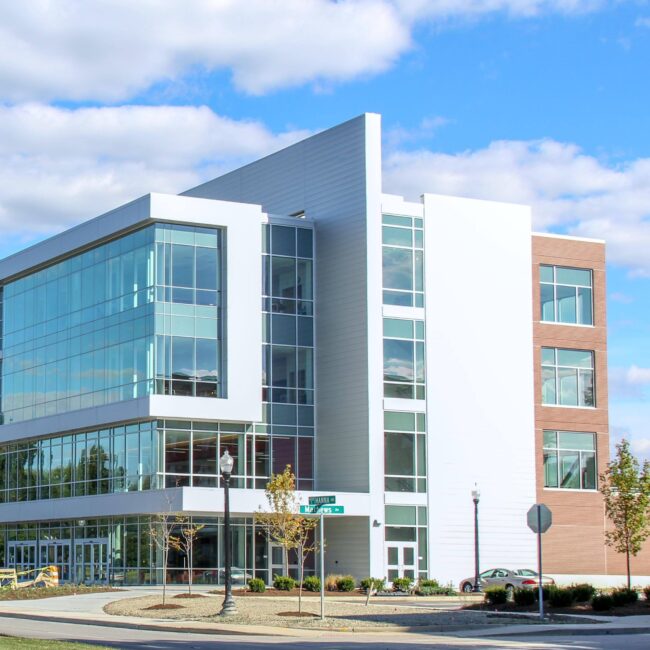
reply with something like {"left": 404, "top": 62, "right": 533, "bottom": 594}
{"left": 527, "top": 504, "right": 552, "bottom": 534}
{"left": 300, "top": 505, "right": 344, "bottom": 514}
{"left": 309, "top": 495, "right": 336, "bottom": 505}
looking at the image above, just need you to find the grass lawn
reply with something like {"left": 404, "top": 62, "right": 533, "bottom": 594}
{"left": 0, "top": 639, "right": 98, "bottom": 649}
{"left": 0, "top": 585, "right": 120, "bottom": 601}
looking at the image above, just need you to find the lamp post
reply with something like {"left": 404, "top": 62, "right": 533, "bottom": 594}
{"left": 219, "top": 450, "right": 237, "bottom": 616}
{"left": 472, "top": 484, "right": 481, "bottom": 593}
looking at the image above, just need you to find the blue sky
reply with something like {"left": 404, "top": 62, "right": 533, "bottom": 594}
{"left": 0, "top": 1, "right": 648, "bottom": 457}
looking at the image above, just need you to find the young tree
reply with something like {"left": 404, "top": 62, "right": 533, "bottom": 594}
{"left": 149, "top": 498, "right": 180, "bottom": 606}
{"left": 169, "top": 516, "right": 205, "bottom": 596}
{"left": 255, "top": 465, "right": 319, "bottom": 613}
{"left": 600, "top": 439, "right": 650, "bottom": 589}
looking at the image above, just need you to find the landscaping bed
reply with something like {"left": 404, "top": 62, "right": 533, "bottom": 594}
{"left": 104, "top": 593, "right": 537, "bottom": 630}
{"left": 0, "top": 585, "right": 120, "bottom": 601}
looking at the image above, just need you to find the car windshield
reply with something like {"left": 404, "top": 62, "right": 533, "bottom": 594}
{"left": 514, "top": 569, "right": 538, "bottom": 576}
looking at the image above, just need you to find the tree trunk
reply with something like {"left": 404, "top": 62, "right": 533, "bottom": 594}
{"left": 626, "top": 546, "right": 631, "bottom": 590}
{"left": 188, "top": 544, "right": 192, "bottom": 596}
{"left": 162, "top": 546, "right": 168, "bottom": 606}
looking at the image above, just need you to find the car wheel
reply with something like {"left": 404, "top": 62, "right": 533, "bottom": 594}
{"left": 462, "top": 582, "right": 473, "bottom": 593}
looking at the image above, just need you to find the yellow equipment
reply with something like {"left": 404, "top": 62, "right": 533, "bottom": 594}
{"left": 0, "top": 566, "right": 59, "bottom": 589}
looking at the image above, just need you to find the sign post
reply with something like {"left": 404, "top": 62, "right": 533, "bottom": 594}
{"left": 527, "top": 503, "right": 552, "bottom": 620}
{"left": 306, "top": 496, "right": 339, "bottom": 621}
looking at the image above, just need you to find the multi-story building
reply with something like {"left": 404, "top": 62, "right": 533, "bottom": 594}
{"left": 0, "top": 113, "right": 647, "bottom": 586}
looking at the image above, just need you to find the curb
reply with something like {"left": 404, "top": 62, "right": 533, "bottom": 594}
{"left": 0, "top": 611, "right": 280, "bottom": 637}
{"left": 466, "top": 626, "right": 650, "bottom": 638}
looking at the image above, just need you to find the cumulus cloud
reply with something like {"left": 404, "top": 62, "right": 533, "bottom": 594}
{"left": 383, "top": 140, "right": 650, "bottom": 275}
{"left": 0, "top": 104, "right": 308, "bottom": 234}
{"left": 0, "top": 0, "right": 611, "bottom": 102}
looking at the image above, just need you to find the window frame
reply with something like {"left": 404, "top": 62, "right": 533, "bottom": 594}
{"left": 543, "top": 430, "right": 597, "bottom": 491}
{"left": 540, "top": 264, "right": 594, "bottom": 327}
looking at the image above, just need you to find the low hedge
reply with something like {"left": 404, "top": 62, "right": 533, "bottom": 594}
{"left": 273, "top": 575, "right": 296, "bottom": 591}
{"left": 484, "top": 586, "right": 508, "bottom": 605}
{"left": 247, "top": 577, "right": 266, "bottom": 593}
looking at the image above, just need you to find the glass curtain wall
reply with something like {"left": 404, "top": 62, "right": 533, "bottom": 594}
{"left": 261, "top": 223, "right": 314, "bottom": 489}
{"left": 0, "top": 515, "right": 304, "bottom": 586}
{"left": 383, "top": 318, "right": 425, "bottom": 400}
{"left": 1, "top": 223, "right": 225, "bottom": 424}
{"left": 0, "top": 421, "right": 158, "bottom": 504}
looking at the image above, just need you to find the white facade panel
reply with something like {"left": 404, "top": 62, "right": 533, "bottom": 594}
{"left": 184, "top": 114, "right": 380, "bottom": 495}
{"left": 423, "top": 193, "right": 537, "bottom": 585}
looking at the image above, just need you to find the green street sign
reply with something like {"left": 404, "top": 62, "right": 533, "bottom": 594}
{"left": 309, "top": 495, "right": 336, "bottom": 506}
{"left": 300, "top": 505, "right": 344, "bottom": 514}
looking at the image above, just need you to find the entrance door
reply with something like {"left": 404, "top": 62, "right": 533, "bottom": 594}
{"left": 8, "top": 542, "right": 37, "bottom": 578}
{"left": 385, "top": 542, "right": 417, "bottom": 583}
{"left": 270, "top": 543, "right": 299, "bottom": 580}
{"left": 74, "top": 539, "right": 109, "bottom": 584}
{"left": 40, "top": 541, "right": 71, "bottom": 583}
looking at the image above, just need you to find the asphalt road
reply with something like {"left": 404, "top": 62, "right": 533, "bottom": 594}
{"left": 0, "top": 617, "right": 649, "bottom": 650}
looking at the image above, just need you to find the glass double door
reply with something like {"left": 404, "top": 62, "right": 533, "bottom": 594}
{"left": 75, "top": 539, "right": 109, "bottom": 584}
{"left": 386, "top": 542, "right": 417, "bottom": 583}
{"left": 8, "top": 542, "right": 37, "bottom": 576}
{"left": 40, "top": 542, "right": 71, "bottom": 582}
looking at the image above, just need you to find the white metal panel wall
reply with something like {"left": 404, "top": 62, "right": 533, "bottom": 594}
{"left": 323, "top": 517, "right": 370, "bottom": 579}
{"left": 184, "top": 114, "right": 381, "bottom": 493}
{"left": 423, "top": 193, "right": 537, "bottom": 585}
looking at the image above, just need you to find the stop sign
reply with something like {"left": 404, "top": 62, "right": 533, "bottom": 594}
{"left": 527, "top": 504, "right": 552, "bottom": 534}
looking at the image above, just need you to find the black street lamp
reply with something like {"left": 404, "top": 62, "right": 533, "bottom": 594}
{"left": 472, "top": 484, "right": 481, "bottom": 593}
{"left": 219, "top": 449, "right": 237, "bottom": 616}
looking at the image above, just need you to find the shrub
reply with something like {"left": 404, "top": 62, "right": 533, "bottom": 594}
{"left": 392, "top": 577, "right": 413, "bottom": 592}
{"left": 484, "top": 586, "right": 508, "bottom": 605}
{"left": 547, "top": 586, "right": 576, "bottom": 608}
{"left": 611, "top": 587, "right": 638, "bottom": 606}
{"left": 325, "top": 574, "right": 342, "bottom": 591}
{"left": 419, "top": 579, "right": 440, "bottom": 589}
{"left": 273, "top": 575, "right": 296, "bottom": 591}
{"left": 591, "top": 593, "right": 614, "bottom": 611}
{"left": 303, "top": 576, "right": 321, "bottom": 592}
{"left": 569, "top": 583, "right": 596, "bottom": 603}
{"left": 360, "top": 577, "right": 386, "bottom": 592}
{"left": 643, "top": 585, "right": 650, "bottom": 601}
{"left": 336, "top": 575, "right": 356, "bottom": 592}
{"left": 513, "top": 588, "right": 536, "bottom": 606}
{"left": 247, "top": 578, "right": 266, "bottom": 593}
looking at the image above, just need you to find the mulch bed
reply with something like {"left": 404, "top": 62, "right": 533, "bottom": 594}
{"left": 144, "top": 603, "right": 184, "bottom": 610}
{"left": 465, "top": 600, "right": 650, "bottom": 617}
{"left": 277, "top": 611, "right": 319, "bottom": 618}
{"left": 173, "top": 593, "right": 207, "bottom": 599}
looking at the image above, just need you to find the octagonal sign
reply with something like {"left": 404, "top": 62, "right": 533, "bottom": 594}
{"left": 527, "top": 504, "right": 552, "bottom": 534}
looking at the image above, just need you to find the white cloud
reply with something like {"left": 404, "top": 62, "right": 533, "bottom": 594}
{"left": 609, "top": 365, "right": 650, "bottom": 399}
{"left": 0, "top": 1, "right": 612, "bottom": 102}
{"left": 0, "top": 104, "right": 308, "bottom": 234}
{"left": 635, "top": 16, "right": 650, "bottom": 28}
{"left": 383, "top": 139, "right": 650, "bottom": 275}
{"left": 610, "top": 292, "right": 634, "bottom": 304}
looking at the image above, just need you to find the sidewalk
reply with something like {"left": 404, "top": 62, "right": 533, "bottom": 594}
{"left": 0, "top": 588, "right": 648, "bottom": 639}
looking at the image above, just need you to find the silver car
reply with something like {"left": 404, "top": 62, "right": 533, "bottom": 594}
{"left": 460, "top": 568, "right": 555, "bottom": 593}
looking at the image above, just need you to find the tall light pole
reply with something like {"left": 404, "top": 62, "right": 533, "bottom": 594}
{"left": 219, "top": 450, "right": 237, "bottom": 616}
{"left": 472, "top": 484, "right": 481, "bottom": 592}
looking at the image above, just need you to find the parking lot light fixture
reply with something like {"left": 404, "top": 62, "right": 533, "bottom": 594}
{"left": 219, "top": 450, "right": 237, "bottom": 616}
{"left": 472, "top": 484, "right": 481, "bottom": 593}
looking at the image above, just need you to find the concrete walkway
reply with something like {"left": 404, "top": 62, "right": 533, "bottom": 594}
{"left": 0, "top": 588, "right": 648, "bottom": 639}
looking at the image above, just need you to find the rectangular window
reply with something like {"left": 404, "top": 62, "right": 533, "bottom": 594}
{"left": 541, "top": 347, "right": 595, "bottom": 407}
{"left": 382, "top": 215, "right": 424, "bottom": 308}
{"left": 540, "top": 265, "right": 593, "bottom": 326}
{"left": 384, "top": 411, "right": 426, "bottom": 493}
{"left": 383, "top": 318, "right": 425, "bottom": 400}
{"left": 543, "top": 431, "right": 596, "bottom": 490}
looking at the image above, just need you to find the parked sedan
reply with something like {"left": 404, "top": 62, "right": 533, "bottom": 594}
{"left": 459, "top": 568, "right": 555, "bottom": 593}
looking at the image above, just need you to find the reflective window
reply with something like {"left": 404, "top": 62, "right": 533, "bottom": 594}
{"left": 543, "top": 430, "right": 596, "bottom": 490}
{"left": 383, "top": 318, "right": 425, "bottom": 400}
{"left": 541, "top": 347, "right": 595, "bottom": 407}
{"left": 540, "top": 265, "right": 593, "bottom": 325}
{"left": 384, "top": 411, "right": 426, "bottom": 493}
{"left": 260, "top": 223, "right": 314, "bottom": 490}
{"left": 382, "top": 215, "right": 424, "bottom": 308}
